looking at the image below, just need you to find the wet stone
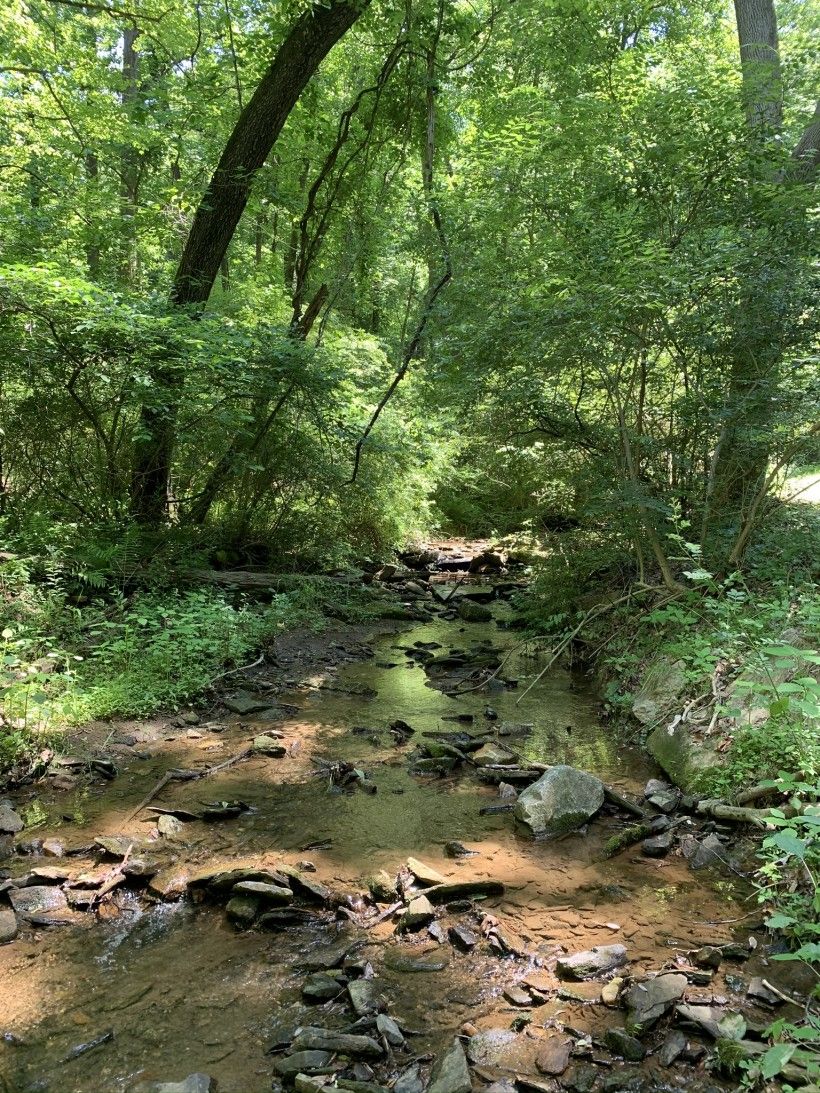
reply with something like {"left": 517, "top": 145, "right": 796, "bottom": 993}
{"left": 348, "top": 978, "right": 382, "bottom": 1016}
{"left": 561, "top": 1065, "right": 598, "bottom": 1093}
{"left": 747, "top": 977, "right": 781, "bottom": 1006}
{"left": 193, "top": 866, "right": 291, "bottom": 892}
{"left": 252, "top": 735, "right": 287, "bottom": 757}
{"left": 291, "top": 1028, "right": 382, "bottom": 1057}
{"left": 689, "top": 834, "right": 728, "bottom": 871}
{"left": 133, "top": 1074, "right": 215, "bottom": 1093}
{"left": 472, "top": 742, "right": 519, "bottom": 767}
{"left": 225, "top": 894, "right": 260, "bottom": 928}
{"left": 428, "top": 922, "right": 446, "bottom": 943}
{"left": 502, "top": 984, "right": 531, "bottom": 1006}
{"left": 428, "top": 1037, "right": 471, "bottom": 1093}
{"left": 232, "top": 880, "right": 292, "bottom": 904}
{"left": 555, "top": 944, "right": 627, "bottom": 980}
{"left": 157, "top": 814, "right": 183, "bottom": 837}
{"left": 604, "top": 1027, "right": 645, "bottom": 1061}
{"left": 302, "top": 972, "right": 345, "bottom": 1002}
{"left": 294, "top": 1075, "right": 327, "bottom": 1093}
{"left": 0, "top": 908, "right": 18, "bottom": 943}
{"left": 448, "top": 924, "right": 479, "bottom": 951}
{"left": 692, "top": 946, "right": 722, "bottom": 969}
{"left": 457, "top": 601, "right": 492, "bottom": 623}
{"left": 224, "top": 690, "right": 273, "bottom": 714}
{"left": 274, "top": 1051, "right": 334, "bottom": 1080}
{"left": 444, "top": 841, "right": 476, "bottom": 859}
{"left": 8, "top": 885, "right": 67, "bottom": 918}
{"left": 466, "top": 1028, "right": 517, "bottom": 1067}
{"left": 148, "top": 867, "right": 190, "bottom": 901}
{"left": 536, "top": 1036, "right": 572, "bottom": 1076}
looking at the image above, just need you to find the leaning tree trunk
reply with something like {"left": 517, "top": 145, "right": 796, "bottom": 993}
{"left": 130, "top": 0, "right": 370, "bottom": 523}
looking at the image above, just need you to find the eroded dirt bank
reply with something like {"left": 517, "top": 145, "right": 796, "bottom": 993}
{"left": 0, "top": 567, "right": 804, "bottom": 1093}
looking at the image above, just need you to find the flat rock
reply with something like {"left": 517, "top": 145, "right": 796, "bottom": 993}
{"left": 514, "top": 765, "right": 604, "bottom": 837}
{"left": 148, "top": 867, "right": 190, "bottom": 901}
{"left": 191, "top": 866, "right": 290, "bottom": 892}
{"left": 278, "top": 865, "right": 332, "bottom": 903}
{"left": 448, "top": 925, "right": 479, "bottom": 951}
{"left": 401, "top": 895, "right": 435, "bottom": 931}
{"left": 421, "top": 880, "right": 504, "bottom": 903}
{"left": 291, "top": 1027, "right": 382, "bottom": 1057}
{"left": 348, "top": 978, "right": 382, "bottom": 1016}
{"left": 394, "top": 1066, "right": 424, "bottom": 1093}
{"left": 232, "top": 881, "right": 292, "bottom": 903}
{"left": 674, "top": 1003, "right": 723, "bottom": 1038}
{"left": 472, "top": 742, "right": 519, "bottom": 767}
{"left": 0, "top": 908, "right": 18, "bottom": 943}
{"left": 133, "top": 1075, "right": 215, "bottom": 1093}
{"left": 428, "top": 1037, "right": 471, "bottom": 1093}
{"left": 302, "top": 972, "right": 345, "bottom": 1002}
{"left": 8, "top": 885, "right": 67, "bottom": 918}
{"left": 0, "top": 805, "right": 24, "bottom": 834}
{"left": 95, "top": 835, "right": 141, "bottom": 857}
{"left": 536, "top": 1036, "right": 572, "bottom": 1075}
{"left": 274, "top": 1051, "right": 333, "bottom": 1079}
{"left": 224, "top": 690, "right": 274, "bottom": 714}
{"left": 624, "top": 973, "right": 687, "bottom": 1032}
{"left": 466, "top": 1028, "right": 517, "bottom": 1067}
{"left": 556, "top": 944, "right": 627, "bottom": 980}
{"left": 294, "top": 1076, "right": 327, "bottom": 1093}
{"left": 503, "top": 984, "right": 531, "bottom": 1006}
{"left": 406, "top": 857, "right": 447, "bottom": 886}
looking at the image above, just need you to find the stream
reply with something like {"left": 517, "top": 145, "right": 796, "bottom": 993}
{"left": 0, "top": 579, "right": 766, "bottom": 1093}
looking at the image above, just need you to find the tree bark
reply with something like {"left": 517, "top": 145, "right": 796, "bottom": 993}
{"left": 130, "top": 0, "right": 370, "bottom": 522}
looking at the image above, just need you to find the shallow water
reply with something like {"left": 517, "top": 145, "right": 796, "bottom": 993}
{"left": 0, "top": 606, "right": 752, "bottom": 1092}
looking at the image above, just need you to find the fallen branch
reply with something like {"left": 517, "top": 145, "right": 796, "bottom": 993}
{"left": 695, "top": 798, "right": 784, "bottom": 828}
{"left": 125, "top": 746, "right": 253, "bottom": 821}
{"left": 604, "top": 785, "right": 647, "bottom": 819}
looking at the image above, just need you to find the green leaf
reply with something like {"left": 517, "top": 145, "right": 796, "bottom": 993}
{"left": 765, "top": 912, "right": 796, "bottom": 929}
{"left": 760, "top": 1043, "right": 795, "bottom": 1079}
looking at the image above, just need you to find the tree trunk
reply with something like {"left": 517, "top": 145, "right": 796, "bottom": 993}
{"left": 119, "top": 26, "right": 141, "bottom": 285}
{"left": 130, "top": 0, "right": 370, "bottom": 523}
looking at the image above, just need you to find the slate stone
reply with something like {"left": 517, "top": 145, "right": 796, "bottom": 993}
{"left": 428, "top": 1038, "right": 471, "bottom": 1093}
{"left": 555, "top": 944, "right": 627, "bottom": 980}
{"left": 232, "top": 880, "right": 292, "bottom": 903}
{"left": 291, "top": 1027, "right": 382, "bottom": 1057}
{"left": 535, "top": 1036, "right": 572, "bottom": 1075}
{"left": 273, "top": 1051, "right": 333, "bottom": 1079}
{"left": 624, "top": 973, "right": 688, "bottom": 1031}
{"left": 604, "top": 1027, "right": 645, "bottom": 1061}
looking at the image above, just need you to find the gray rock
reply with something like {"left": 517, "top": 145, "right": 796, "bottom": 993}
{"left": 225, "top": 894, "right": 260, "bottom": 928}
{"left": 624, "top": 973, "right": 688, "bottom": 1031}
{"left": 428, "top": 1038, "right": 471, "bottom": 1093}
{"left": 274, "top": 1051, "right": 333, "bottom": 1079}
{"left": 157, "top": 815, "right": 183, "bottom": 837}
{"left": 646, "top": 790, "right": 678, "bottom": 813}
{"left": 133, "top": 1075, "right": 214, "bottom": 1093}
{"left": 8, "top": 885, "right": 67, "bottom": 918}
{"left": 348, "top": 978, "right": 382, "bottom": 1016}
{"left": 448, "top": 925, "right": 479, "bottom": 951}
{"left": 394, "top": 1067, "right": 424, "bottom": 1093}
{"left": 556, "top": 944, "right": 627, "bottom": 980}
{"left": 513, "top": 765, "right": 604, "bottom": 837}
{"left": 232, "top": 880, "right": 292, "bottom": 904}
{"left": 0, "top": 908, "right": 18, "bottom": 943}
{"left": 278, "top": 865, "right": 333, "bottom": 904}
{"left": 692, "top": 946, "right": 722, "bottom": 969}
{"left": 367, "top": 871, "right": 398, "bottom": 902}
{"left": 502, "top": 984, "right": 531, "bottom": 1006}
{"left": 376, "top": 1014, "right": 404, "bottom": 1046}
{"left": 457, "top": 601, "right": 492, "bottom": 623}
{"left": 632, "top": 658, "right": 687, "bottom": 725}
{"left": 252, "top": 735, "right": 287, "bottom": 757}
{"left": 604, "top": 1027, "right": 645, "bottom": 1061}
{"left": 689, "top": 834, "right": 728, "bottom": 870}
{"left": 224, "top": 690, "right": 274, "bottom": 714}
{"left": 401, "top": 895, "right": 435, "bottom": 931}
{"left": 191, "top": 866, "right": 291, "bottom": 891}
{"left": 536, "top": 1037, "right": 572, "bottom": 1075}
{"left": 302, "top": 972, "right": 345, "bottom": 1002}
{"left": 674, "top": 1003, "right": 723, "bottom": 1038}
{"left": 423, "top": 880, "right": 504, "bottom": 903}
{"left": 659, "top": 1030, "right": 687, "bottom": 1066}
{"left": 291, "top": 1027, "right": 382, "bottom": 1057}
{"left": 42, "top": 838, "right": 64, "bottom": 857}
{"left": 294, "top": 1076, "right": 327, "bottom": 1093}
{"left": 0, "top": 805, "right": 24, "bottom": 834}
{"left": 641, "top": 833, "right": 673, "bottom": 857}
{"left": 466, "top": 1029, "right": 517, "bottom": 1067}
{"left": 646, "top": 716, "right": 721, "bottom": 792}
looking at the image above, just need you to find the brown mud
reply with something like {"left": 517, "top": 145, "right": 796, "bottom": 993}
{"left": 0, "top": 575, "right": 800, "bottom": 1093}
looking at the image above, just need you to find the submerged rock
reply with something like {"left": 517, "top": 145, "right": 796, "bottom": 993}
{"left": 225, "top": 894, "right": 260, "bottom": 928}
{"left": 513, "top": 765, "right": 604, "bottom": 837}
{"left": 556, "top": 944, "right": 627, "bottom": 980}
{"left": 428, "top": 1038, "right": 471, "bottom": 1093}
{"left": 133, "top": 1075, "right": 215, "bottom": 1093}
{"left": 457, "top": 601, "right": 492, "bottom": 623}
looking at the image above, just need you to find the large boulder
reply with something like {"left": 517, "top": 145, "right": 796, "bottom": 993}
{"left": 645, "top": 720, "right": 721, "bottom": 793}
{"left": 514, "top": 765, "right": 604, "bottom": 836}
{"left": 632, "top": 657, "right": 687, "bottom": 725}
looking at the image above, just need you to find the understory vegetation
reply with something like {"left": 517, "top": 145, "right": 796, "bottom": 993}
{"left": 0, "top": 0, "right": 819, "bottom": 1078}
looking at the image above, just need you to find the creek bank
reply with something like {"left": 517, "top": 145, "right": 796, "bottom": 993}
{"left": 0, "top": 541, "right": 810, "bottom": 1092}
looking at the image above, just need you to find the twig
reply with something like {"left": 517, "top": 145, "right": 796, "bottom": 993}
{"left": 125, "top": 746, "right": 254, "bottom": 821}
{"left": 364, "top": 900, "right": 403, "bottom": 929}
{"left": 210, "top": 652, "right": 264, "bottom": 683}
